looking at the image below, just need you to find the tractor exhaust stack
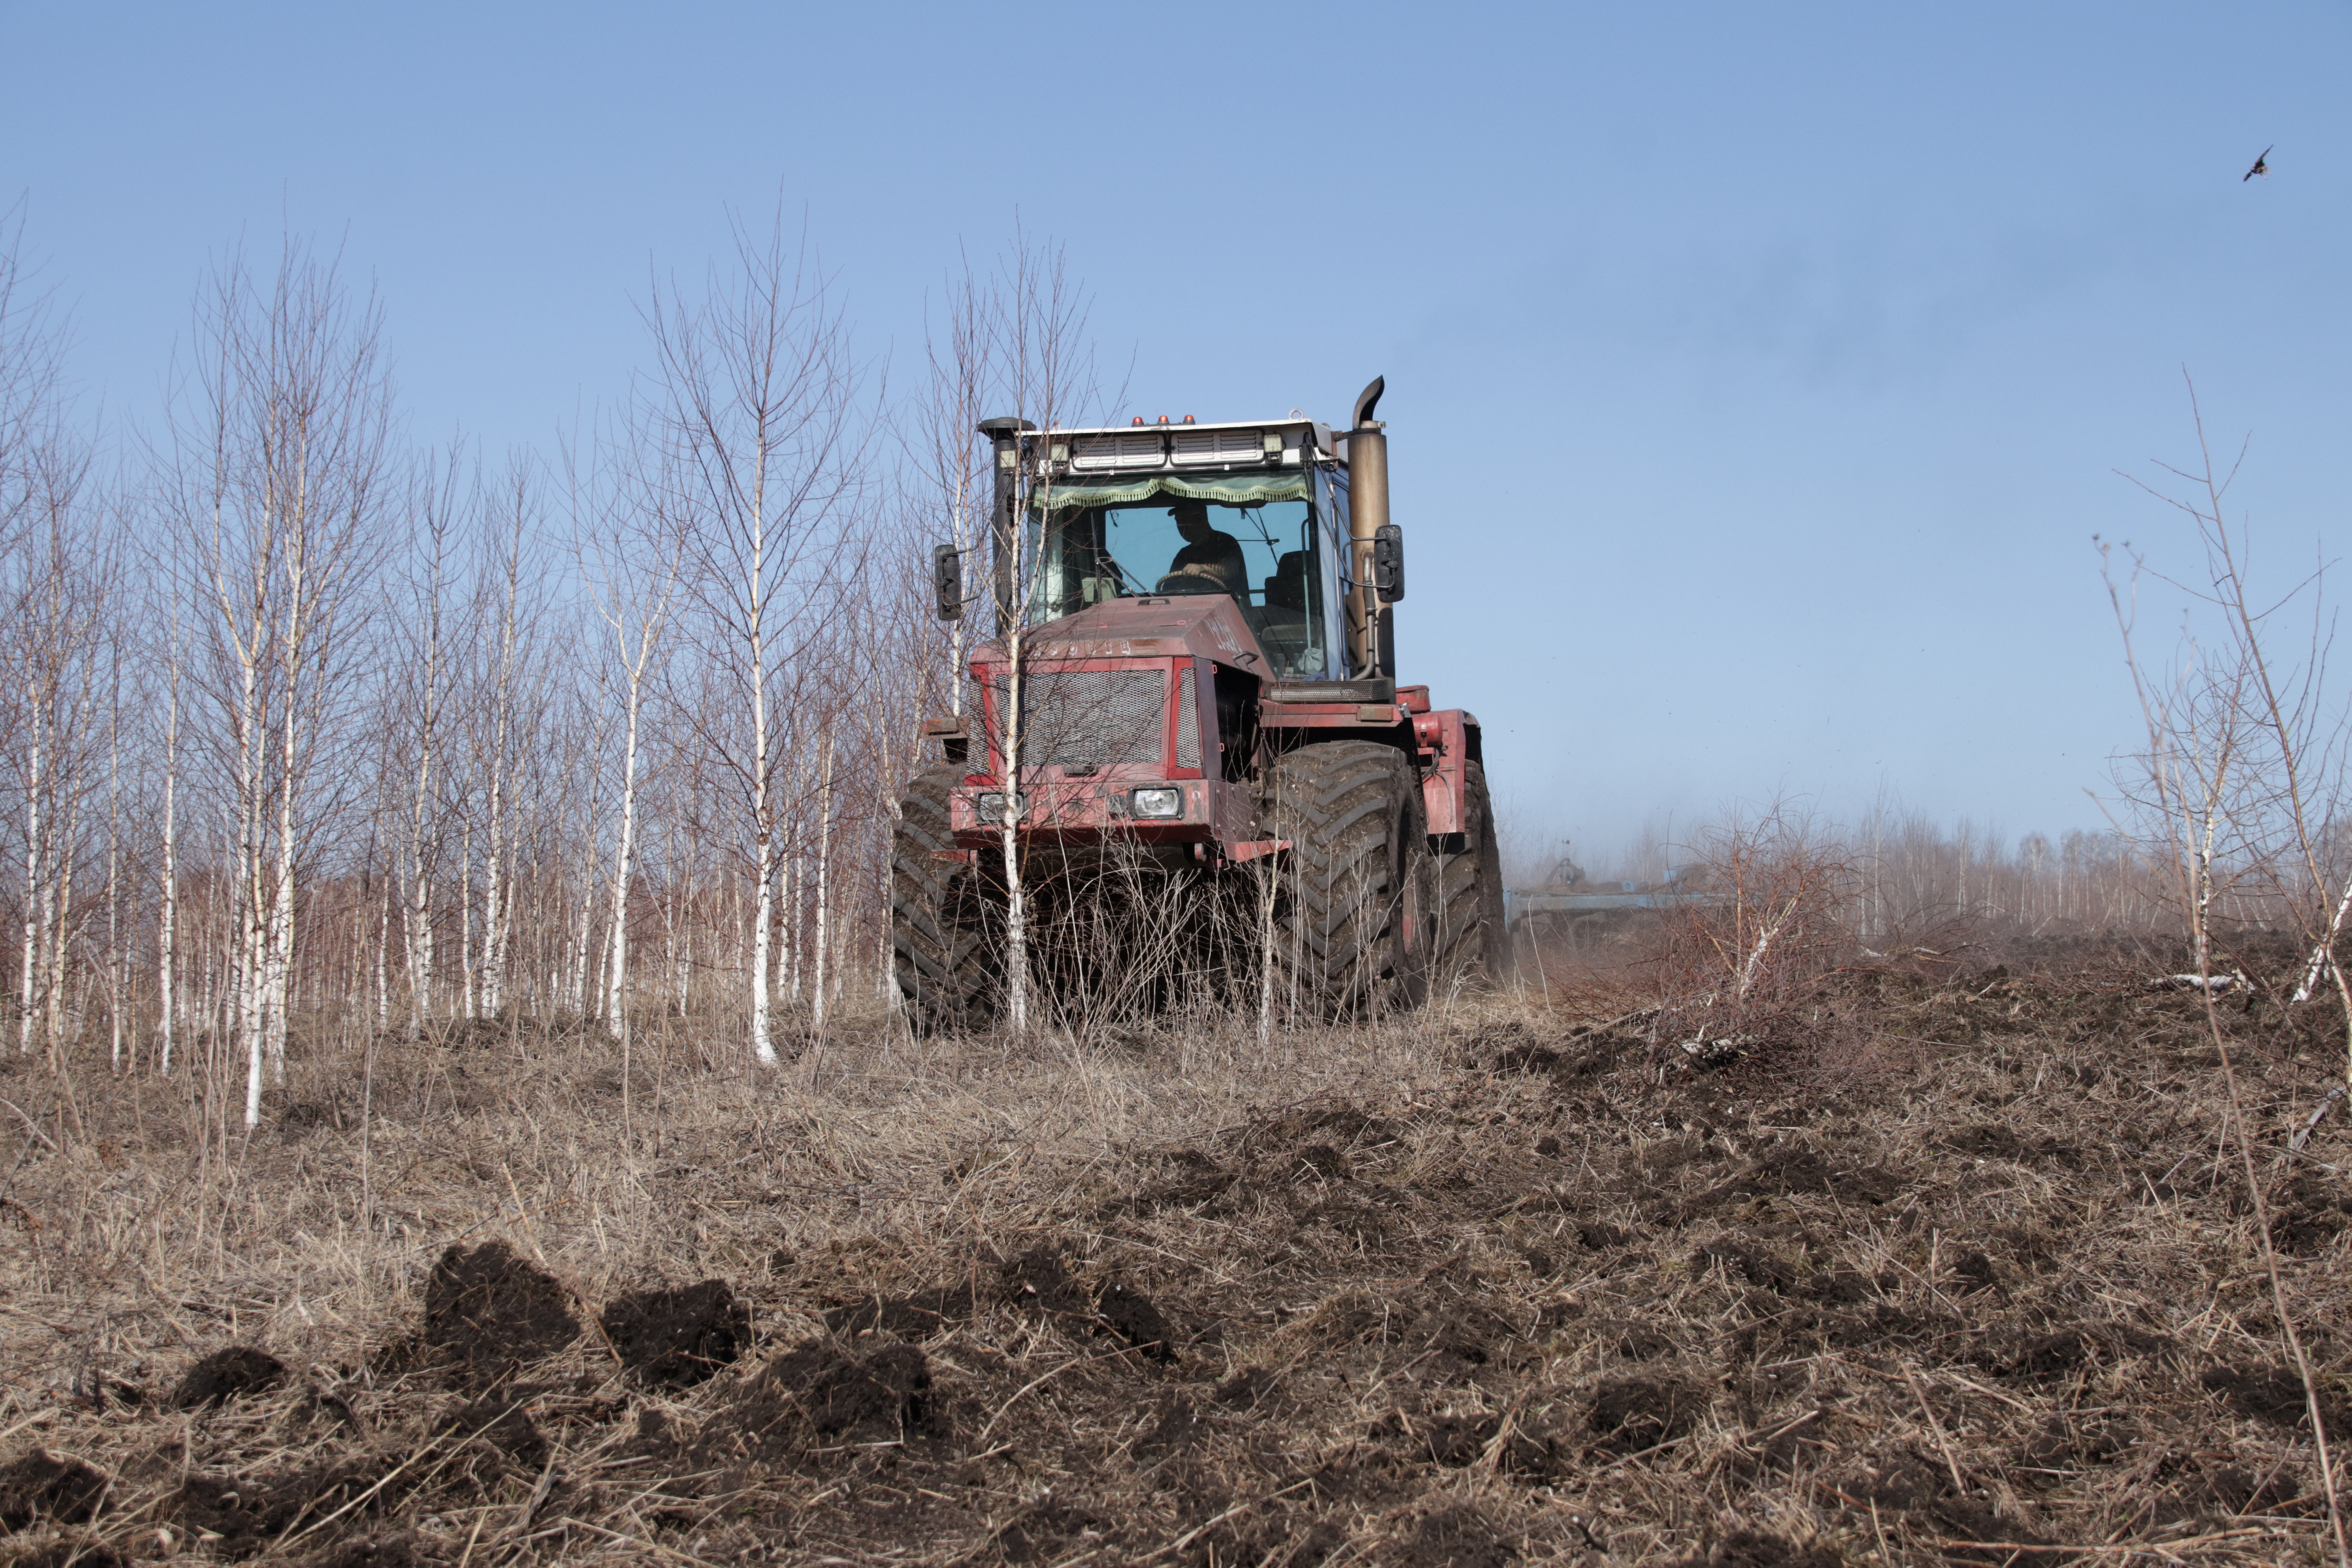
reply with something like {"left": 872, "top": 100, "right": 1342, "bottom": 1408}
{"left": 1347, "top": 376, "right": 1390, "bottom": 677}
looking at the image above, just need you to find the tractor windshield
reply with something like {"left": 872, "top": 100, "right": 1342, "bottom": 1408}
{"left": 1027, "top": 473, "right": 1330, "bottom": 679}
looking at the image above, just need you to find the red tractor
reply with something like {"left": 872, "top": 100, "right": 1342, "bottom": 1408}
{"left": 893, "top": 378, "right": 1506, "bottom": 1030}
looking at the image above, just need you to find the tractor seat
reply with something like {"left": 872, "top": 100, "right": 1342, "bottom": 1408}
{"left": 1263, "top": 550, "right": 1309, "bottom": 613}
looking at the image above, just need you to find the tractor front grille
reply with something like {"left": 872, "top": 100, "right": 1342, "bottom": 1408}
{"left": 991, "top": 667, "right": 1168, "bottom": 772}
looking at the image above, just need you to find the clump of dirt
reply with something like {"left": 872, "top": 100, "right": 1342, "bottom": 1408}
{"left": 1233, "top": 1102, "right": 1399, "bottom": 1160}
{"left": 0, "top": 1449, "right": 108, "bottom": 1528}
{"left": 1095, "top": 1280, "right": 1175, "bottom": 1361}
{"left": 1608, "top": 1322, "right": 1676, "bottom": 1361}
{"left": 444, "top": 1395, "right": 550, "bottom": 1471}
{"left": 1293, "top": 1143, "right": 1351, "bottom": 1180}
{"left": 2266, "top": 1171, "right": 2352, "bottom": 1255}
{"left": 775, "top": 1340, "right": 933, "bottom": 1441}
{"left": 2200, "top": 1363, "right": 2348, "bottom": 1430}
{"left": 685, "top": 1338, "right": 937, "bottom": 1471}
{"left": 1686, "top": 1147, "right": 1904, "bottom": 1212}
{"left": 1178, "top": 1503, "right": 1343, "bottom": 1568}
{"left": 1835, "top": 1447, "right": 2063, "bottom": 1563}
{"left": 1398, "top": 1298, "right": 1517, "bottom": 1376}
{"left": 158, "top": 1456, "right": 402, "bottom": 1559}
{"left": 2158, "top": 1461, "right": 2314, "bottom": 1521}
{"left": 980, "top": 1497, "right": 1110, "bottom": 1563}
{"left": 599, "top": 1279, "right": 749, "bottom": 1388}
{"left": 824, "top": 1283, "right": 976, "bottom": 1339}
{"left": 1123, "top": 1148, "right": 1234, "bottom": 1212}
{"left": 172, "top": 1346, "right": 288, "bottom": 1408}
{"left": 1002, "top": 1246, "right": 1092, "bottom": 1321}
{"left": 1396, "top": 1504, "right": 1514, "bottom": 1568}
{"left": 1696, "top": 1236, "right": 1797, "bottom": 1292}
{"left": 420, "top": 1240, "right": 577, "bottom": 1381}
{"left": 822, "top": 1251, "right": 1172, "bottom": 1362}
{"left": 1213, "top": 1365, "right": 1285, "bottom": 1411}
{"left": 160, "top": 1471, "right": 288, "bottom": 1557}
{"left": 2008, "top": 1324, "right": 2152, "bottom": 1380}
{"left": 1129, "top": 1396, "right": 1200, "bottom": 1465}
{"left": 1374, "top": 1408, "right": 1556, "bottom": 1475}
{"left": 1949, "top": 1248, "right": 1999, "bottom": 1292}
{"left": 2014, "top": 1415, "right": 2136, "bottom": 1486}
{"left": 1587, "top": 1376, "right": 1705, "bottom": 1453}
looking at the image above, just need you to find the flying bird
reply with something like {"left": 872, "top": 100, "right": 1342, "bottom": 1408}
{"left": 2245, "top": 146, "right": 2272, "bottom": 181}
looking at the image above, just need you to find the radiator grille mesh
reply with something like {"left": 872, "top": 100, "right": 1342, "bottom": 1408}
{"left": 992, "top": 668, "right": 1167, "bottom": 771}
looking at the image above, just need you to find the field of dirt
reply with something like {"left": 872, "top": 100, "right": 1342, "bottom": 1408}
{"left": 2, "top": 954, "right": 2349, "bottom": 1566}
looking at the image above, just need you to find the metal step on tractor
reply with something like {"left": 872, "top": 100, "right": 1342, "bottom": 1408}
{"left": 891, "top": 377, "right": 1508, "bottom": 1032}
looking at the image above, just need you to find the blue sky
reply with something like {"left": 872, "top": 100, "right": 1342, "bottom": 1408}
{"left": 4, "top": 2, "right": 2345, "bottom": 863}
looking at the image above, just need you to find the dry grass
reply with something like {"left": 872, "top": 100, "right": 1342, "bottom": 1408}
{"left": 1, "top": 953, "right": 2349, "bottom": 1566}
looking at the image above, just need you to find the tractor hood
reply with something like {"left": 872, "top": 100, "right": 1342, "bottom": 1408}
{"left": 971, "top": 595, "right": 1267, "bottom": 672}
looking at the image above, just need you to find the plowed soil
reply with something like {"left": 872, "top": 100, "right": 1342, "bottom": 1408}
{"left": 2, "top": 956, "right": 2348, "bottom": 1564}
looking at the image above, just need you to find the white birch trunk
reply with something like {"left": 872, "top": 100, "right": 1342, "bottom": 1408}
{"left": 812, "top": 733, "right": 834, "bottom": 1036}
{"left": 747, "top": 450, "right": 779, "bottom": 1067}
{"left": 375, "top": 856, "right": 392, "bottom": 1033}
{"left": 18, "top": 725, "right": 40, "bottom": 1056}
{"left": 158, "top": 668, "right": 179, "bottom": 1073}
{"left": 459, "top": 818, "right": 474, "bottom": 1020}
{"left": 783, "top": 837, "right": 799, "bottom": 1004}
{"left": 571, "top": 856, "right": 597, "bottom": 1016}
{"left": 107, "top": 697, "right": 122, "bottom": 1073}
{"left": 605, "top": 676, "right": 642, "bottom": 1032}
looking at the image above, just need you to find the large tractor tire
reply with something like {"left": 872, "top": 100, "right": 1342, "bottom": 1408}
{"left": 1260, "top": 741, "right": 1437, "bottom": 1019}
{"left": 1435, "top": 760, "right": 1512, "bottom": 985}
{"left": 891, "top": 765, "right": 1002, "bottom": 1034}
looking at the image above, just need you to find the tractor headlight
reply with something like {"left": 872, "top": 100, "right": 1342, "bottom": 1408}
{"left": 1130, "top": 786, "right": 1183, "bottom": 819}
{"left": 975, "top": 791, "right": 1007, "bottom": 823}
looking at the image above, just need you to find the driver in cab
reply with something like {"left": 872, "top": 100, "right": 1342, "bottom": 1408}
{"left": 1156, "top": 499, "right": 1247, "bottom": 597}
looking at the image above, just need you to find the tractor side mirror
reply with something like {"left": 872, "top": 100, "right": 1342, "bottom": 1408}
{"left": 932, "top": 543, "right": 964, "bottom": 621}
{"left": 1371, "top": 523, "right": 1405, "bottom": 602}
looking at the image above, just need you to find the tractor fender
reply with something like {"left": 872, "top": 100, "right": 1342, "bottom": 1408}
{"left": 1414, "top": 709, "right": 1478, "bottom": 839}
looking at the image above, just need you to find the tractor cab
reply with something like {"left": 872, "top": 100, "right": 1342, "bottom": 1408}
{"left": 1020, "top": 417, "right": 1351, "bottom": 682}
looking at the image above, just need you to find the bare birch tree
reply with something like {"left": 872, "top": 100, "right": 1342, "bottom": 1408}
{"left": 468, "top": 454, "right": 549, "bottom": 1022}
{"left": 907, "top": 256, "right": 995, "bottom": 722}
{"left": 155, "top": 581, "right": 184, "bottom": 1071}
{"left": 162, "top": 241, "right": 395, "bottom": 1125}
{"left": 980, "top": 238, "right": 1098, "bottom": 1036}
{"left": 4, "top": 461, "right": 115, "bottom": 1074}
{"left": 0, "top": 203, "right": 65, "bottom": 571}
{"left": 396, "top": 450, "right": 466, "bottom": 1035}
{"left": 644, "top": 214, "right": 864, "bottom": 1067}
{"left": 575, "top": 421, "right": 682, "bottom": 1041}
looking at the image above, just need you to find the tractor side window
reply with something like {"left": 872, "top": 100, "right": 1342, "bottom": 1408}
{"left": 1249, "top": 505, "right": 1327, "bottom": 679}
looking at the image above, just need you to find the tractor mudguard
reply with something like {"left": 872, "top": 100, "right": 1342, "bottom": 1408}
{"left": 1414, "top": 708, "right": 1476, "bottom": 838}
